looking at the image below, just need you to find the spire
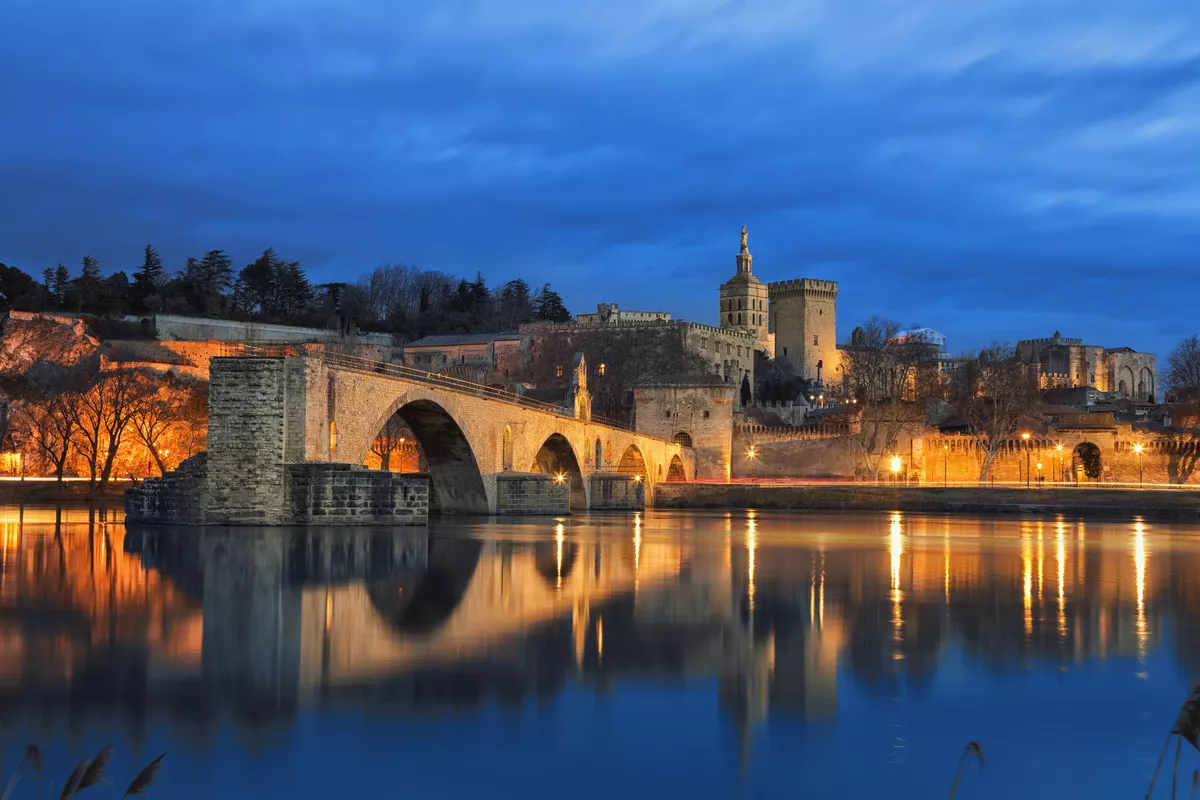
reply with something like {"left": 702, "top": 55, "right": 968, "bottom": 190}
{"left": 736, "top": 225, "right": 753, "bottom": 276}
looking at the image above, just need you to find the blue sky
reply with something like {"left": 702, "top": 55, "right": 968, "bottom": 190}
{"left": 2, "top": 0, "right": 1198, "bottom": 356}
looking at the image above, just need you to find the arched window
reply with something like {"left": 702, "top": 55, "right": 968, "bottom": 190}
{"left": 502, "top": 426, "right": 514, "bottom": 470}
{"left": 728, "top": 313, "right": 733, "bottom": 324}
{"left": 595, "top": 438, "right": 603, "bottom": 468}
{"left": 738, "top": 313, "right": 742, "bottom": 324}
{"left": 673, "top": 432, "right": 693, "bottom": 448}
{"left": 329, "top": 421, "right": 337, "bottom": 458}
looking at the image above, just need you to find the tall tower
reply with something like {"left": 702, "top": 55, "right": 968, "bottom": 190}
{"left": 768, "top": 278, "right": 839, "bottom": 383}
{"left": 719, "top": 226, "right": 772, "bottom": 354}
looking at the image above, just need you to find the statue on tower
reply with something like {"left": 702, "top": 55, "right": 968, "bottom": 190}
{"left": 740, "top": 225, "right": 749, "bottom": 253}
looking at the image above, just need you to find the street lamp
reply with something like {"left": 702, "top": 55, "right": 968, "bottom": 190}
{"left": 1055, "top": 443, "right": 1064, "bottom": 484}
{"left": 943, "top": 444, "right": 949, "bottom": 487}
{"left": 1133, "top": 442, "right": 1144, "bottom": 486}
{"left": 890, "top": 454, "right": 902, "bottom": 486}
{"left": 747, "top": 446, "right": 757, "bottom": 482}
{"left": 1022, "top": 432, "right": 1031, "bottom": 488}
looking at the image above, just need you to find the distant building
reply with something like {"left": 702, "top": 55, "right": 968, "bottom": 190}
{"left": 891, "top": 326, "right": 947, "bottom": 352}
{"left": 575, "top": 303, "right": 672, "bottom": 325}
{"left": 402, "top": 332, "right": 531, "bottom": 377}
{"left": 719, "top": 226, "right": 774, "bottom": 356}
{"left": 1017, "top": 331, "right": 1156, "bottom": 402}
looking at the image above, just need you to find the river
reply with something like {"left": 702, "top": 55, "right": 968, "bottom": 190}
{"left": 0, "top": 505, "right": 1196, "bottom": 798}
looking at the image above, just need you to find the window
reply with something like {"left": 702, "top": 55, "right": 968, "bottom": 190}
{"left": 664, "top": 409, "right": 671, "bottom": 418}
{"left": 728, "top": 313, "right": 733, "bottom": 324}
{"left": 703, "top": 410, "right": 711, "bottom": 418}
{"left": 813, "top": 335, "right": 819, "bottom": 346}
{"left": 783, "top": 347, "right": 788, "bottom": 356}
{"left": 727, "top": 344, "right": 732, "bottom": 354}
{"left": 556, "top": 364, "right": 563, "bottom": 378}
{"left": 598, "top": 363, "right": 606, "bottom": 376}
{"left": 737, "top": 313, "right": 742, "bottom": 325}
{"left": 673, "top": 432, "right": 693, "bottom": 448}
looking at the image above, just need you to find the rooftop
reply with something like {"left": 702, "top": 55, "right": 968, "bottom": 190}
{"left": 405, "top": 332, "right": 526, "bottom": 348}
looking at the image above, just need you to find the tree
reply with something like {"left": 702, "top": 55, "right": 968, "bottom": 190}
{"left": 9, "top": 365, "right": 85, "bottom": 483}
{"left": 534, "top": 284, "right": 571, "bottom": 322}
{"left": 183, "top": 249, "right": 234, "bottom": 315}
{"left": 131, "top": 375, "right": 192, "bottom": 475}
{"left": 234, "top": 248, "right": 310, "bottom": 321}
{"left": 53, "top": 264, "right": 70, "bottom": 303}
{"left": 131, "top": 244, "right": 165, "bottom": 309}
{"left": 740, "top": 374, "right": 752, "bottom": 407}
{"left": 81, "top": 255, "right": 101, "bottom": 281}
{"left": 1166, "top": 334, "right": 1200, "bottom": 402}
{"left": 369, "top": 414, "right": 408, "bottom": 471}
{"left": 839, "top": 317, "right": 937, "bottom": 478}
{"left": 949, "top": 343, "right": 1044, "bottom": 481}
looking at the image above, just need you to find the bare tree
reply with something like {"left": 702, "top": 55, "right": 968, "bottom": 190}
{"left": 840, "top": 318, "right": 938, "bottom": 477}
{"left": 1166, "top": 334, "right": 1200, "bottom": 401}
{"left": 949, "top": 343, "right": 1044, "bottom": 481}
{"left": 18, "top": 390, "right": 81, "bottom": 483}
{"left": 72, "top": 364, "right": 152, "bottom": 491}
{"left": 131, "top": 374, "right": 196, "bottom": 476}
{"left": 369, "top": 414, "right": 408, "bottom": 471}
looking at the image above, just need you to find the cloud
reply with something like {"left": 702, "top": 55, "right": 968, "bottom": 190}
{"left": 1, "top": 0, "right": 1198, "bottom": 356}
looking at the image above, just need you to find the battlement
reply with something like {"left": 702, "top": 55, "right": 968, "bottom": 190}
{"left": 679, "top": 321, "right": 756, "bottom": 341}
{"left": 767, "top": 278, "right": 838, "bottom": 299}
{"left": 1019, "top": 336, "right": 1084, "bottom": 347}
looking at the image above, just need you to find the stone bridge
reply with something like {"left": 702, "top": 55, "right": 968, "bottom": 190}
{"left": 129, "top": 353, "right": 693, "bottom": 524}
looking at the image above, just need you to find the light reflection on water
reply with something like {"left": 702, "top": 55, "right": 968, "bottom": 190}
{"left": 1, "top": 506, "right": 1199, "bottom": 798}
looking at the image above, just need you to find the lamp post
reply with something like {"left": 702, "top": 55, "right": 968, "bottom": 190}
{"left": 1022, "top": 432, "right": 1031, "bottom": 488}
{"left": 1036, "top": 461, "right": 1043, "bottom": 495}
{"left": 747, "top": 445, "right": 757, "bottom": 482}
{"left": 1055, "top": 443, "right": 1064, "bottom": 484}
{"left": 943, "top": 444, "right": 949, "bottom": 487}
{"left": 1133, "top": 443, "right": 1144, "bottom": 487}
{"left": 890, "top": 454, "right": 902, "bottom": 487}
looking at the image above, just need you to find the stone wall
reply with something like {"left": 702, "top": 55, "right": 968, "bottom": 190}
{"left": 125, "top": 454, "right": 208, "bottom": 524}
{"left": 286, "top": 463, "right": 428, "bottom": 524}
{"left": 494, "top": 473, "right": 569, "bottom": 515}
{"left": 128, "top": 313, "right": 393, "bottom": 346}
{"left": 589, "top": 473, "right": 645, "bottom": 510}
{"left": 731, "top": 430, "right": 858, "bottom": 478}
{"left": 634, "top": 381, "right": 735, "bottom": 480}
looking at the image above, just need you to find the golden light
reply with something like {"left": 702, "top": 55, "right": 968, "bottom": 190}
{"left": 598, "top": 363, "right": 606, "bottom": 376}
{"left": 889, "top": 455, "right": 902, "bottom": 474}
{"left": 399, "top": 437, "right": 406, "bottom": 444}
{"left": 161, "top": 449, "right": 170, "bottom": 457}
{"left": 1055, "top": 443, "right": 1064, "bottom": 452}
{"left": 746, "top": 446, "right": 757, "bottom": 459}
{"left": 1133, "top": 443, "right": 1144, "bottom": 455}
{"left": 1022, "top": 432, "right": 1031, "bottom": 441}
{"left": 554, "top": 472, "right": 567, "bottom": 484}
{"left": 632, "top": 474, "right": 643, "bottom": 483}
{"left": 1036, "top": 462, "right": 1043, "bottom": 471}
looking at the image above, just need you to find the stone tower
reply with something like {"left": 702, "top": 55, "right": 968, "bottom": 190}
{"left": 719, "top": 226, "right": 773, "bottom": 354}
{"left": 768, "top": 278, "right": 839, "bottom": 383}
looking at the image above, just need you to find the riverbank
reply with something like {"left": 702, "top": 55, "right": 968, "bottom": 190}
{"left": 654, "top": 483, "right": 1200, "bottom": 520}
{"left": 0, "top": 480, "right": 134, "bottom": 503}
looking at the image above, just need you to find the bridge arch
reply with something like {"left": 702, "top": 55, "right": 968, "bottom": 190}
{"left": 531, "top": 433, "right": 587, "bottom": 510}
{"left": 667, "top": 454, "right": 687, "bottom": 482}
{"left": 617, "top": 444, "right": 648, "bottom": 480}
{"left": 361, "top": 397, "right": 489, "bottom": 514}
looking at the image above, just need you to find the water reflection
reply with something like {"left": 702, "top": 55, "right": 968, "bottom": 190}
{"left": 2, "top": 507, "right": 1200, "bottom": 795}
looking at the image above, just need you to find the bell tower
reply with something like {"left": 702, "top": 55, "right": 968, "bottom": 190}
{"left": 719, "top": 226, "right": 772, "bottom": 354}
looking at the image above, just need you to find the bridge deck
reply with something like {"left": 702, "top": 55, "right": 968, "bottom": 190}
{"left": 242, "top": 343, "right": 657, "bottom": 438}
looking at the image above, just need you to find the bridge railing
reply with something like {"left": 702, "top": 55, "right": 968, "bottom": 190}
{"left": 239, "top": 343, "right": 634, "bottom": 432}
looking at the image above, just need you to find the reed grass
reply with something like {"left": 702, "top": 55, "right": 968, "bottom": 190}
{"left": 0, "top": 745, "right": 164, "bottom": 800}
